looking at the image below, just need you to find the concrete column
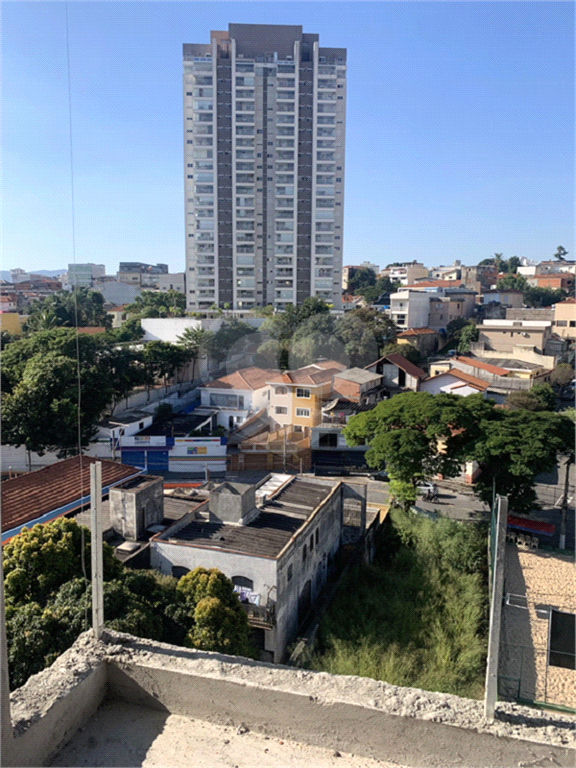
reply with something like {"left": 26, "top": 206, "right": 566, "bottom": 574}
{"left": 90, "top": 462, "right": 104, "bottom": 639}
{"left": 484, "top": 494, "right": 508, "bottom": 722}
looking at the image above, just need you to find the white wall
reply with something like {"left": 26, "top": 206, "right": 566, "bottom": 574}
{"left": 419, "top": 375, "right": 484, "bottom": 397}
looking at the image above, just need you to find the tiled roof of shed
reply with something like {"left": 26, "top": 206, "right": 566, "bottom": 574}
{"left": 397, "top": 327, "right": 437, "bottom": 336}
{"left": 1, "top": 456, "right": 141, "bottom": 534}
{"left": 367, "top": 354, "right": 427, "bottom": 380}
{"left": 454, "top": 356, "right": 509, "bottom": 376}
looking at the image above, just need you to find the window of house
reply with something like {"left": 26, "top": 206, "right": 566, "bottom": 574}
{"left": 310, "top": 534, "right": 314, "bottom": 551}
{"left": 296, "top": 408, "right": 310, "bottom": 418}
{"left": 287, "top": 563, "right": 293, "bottom": 581}
{"left": 275, "top": 406, "right": 288, "bottom": 414}
{"left": 319, "top": 432, "right": 338, "bottom": 447}
{"left": 315, "top": 529, "right": 319, "bottom": 546}
{"left": 302, "top": 544, "right": 307, "bottom": 562}
{"left": 296, "top": 388, "right": 311, "bottom": 398}
{"left": 232, "top": 576, "right": 254, "bottom": 590}
{"left": 557, "top": 320, "right": 567, "bottom": 327}
{"left": 570, "top": 321, "right": 576, "bottom": 328}
{"left": 139, "top": 422, "right": 144, "bottom": 430}
{"left": 275, "top": 386, "right": 287, "bottom": 395}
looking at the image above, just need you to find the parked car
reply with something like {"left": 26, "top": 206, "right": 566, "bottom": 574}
{"left": 370, "top": 470, "right": 390, "bottom": 482}
{"left": 416, "top": 481, "right": 437, "bottom": 495}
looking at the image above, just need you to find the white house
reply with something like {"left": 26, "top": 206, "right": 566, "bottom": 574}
{"left": 389, "top": 290, "right": 431, "bottom": 330}
{"left": 200, "top": 367, "right": 275, "bottom": 431}
{"left": 418, "top": 369, "right": 490, "bottom": 397}
{"left": 365, "top": 354, "right": 427, "bottom": 391}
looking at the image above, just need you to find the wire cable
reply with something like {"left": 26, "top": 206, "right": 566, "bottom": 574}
{"left": 64, "top": 1, "right": 88, "bottom": 631}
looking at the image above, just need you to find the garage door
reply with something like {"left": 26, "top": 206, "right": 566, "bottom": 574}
{"left": 121, "top": 449, "right": 146, "bottom": 468}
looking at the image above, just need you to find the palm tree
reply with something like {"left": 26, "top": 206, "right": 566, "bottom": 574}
{"left": 177, "top": 327, "right": 211, "bottom": 382}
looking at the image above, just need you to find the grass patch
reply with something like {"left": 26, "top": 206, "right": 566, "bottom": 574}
{"left": 311, "top": 508, "right": 489, "bottom": 699}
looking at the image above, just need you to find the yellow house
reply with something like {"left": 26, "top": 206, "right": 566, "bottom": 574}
{"left": 267, "top": 361, "right": 346, "bottom": 431}
{"left": 553, "top": 298, "right": 576, "bottom": 341}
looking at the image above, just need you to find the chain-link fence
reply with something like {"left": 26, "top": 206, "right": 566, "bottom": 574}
{"left": 499, "top": 593, "right": 575, "bottom": 710}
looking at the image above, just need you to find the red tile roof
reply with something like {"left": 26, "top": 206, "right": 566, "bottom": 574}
{"left": 268, "top": 361, "right": 346, "bottom": 386}
{"left": 556, "top": 298, "right": 576, "bottom": 305}
{"left": 397, "top": 327, "right": 437, "bottom": 337}
{"left": 1, "top": 456, "right": 141, "bottom": 535}
{"left": 405, "top": 280, "right": 460, "bottom": 289}
{"left": 201, "top": 367, "right": 279, "bottom": 391}
{"left": 76, "top": 327, "right": 107, "bottom": 335}
{"left": 454, "top": 356, "right": 509, "bottom": 376}
{"left": 423, "top": 369, "right": 489, "bottom": 392}
{"left": 367, "top": 353, "right": 427, "bottom": 380}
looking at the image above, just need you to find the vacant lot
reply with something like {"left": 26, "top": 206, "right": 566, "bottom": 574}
{"left": 311, "top": 508, "right": 489, "bottom": 700}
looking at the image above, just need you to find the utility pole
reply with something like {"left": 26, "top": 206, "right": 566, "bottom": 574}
{"left": 484, "top": 494, "right": 508, "bottom": 722}
{"left": 90, "top": 462, "right": 104, "bottom": 640}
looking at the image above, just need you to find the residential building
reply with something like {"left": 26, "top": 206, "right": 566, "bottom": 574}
{"left": 389, "top": 289, "right": 430, "bottom": 330}
{"left": 267, "top": 361, "right": 345, "bottom": 430}
{"left": 0, "top": 293, "right": 17, "bottom": 313}
{"left": 151, "top": 476, "right": 351, "bottom": 662}
{"left": 365, "top": 354, "right": 427, "bottom": 391}
{"left": 506, "top": 308, "right": 554, "bottom": 323}
{"left": 331, "top": 368, "right": 382, "bottom": 403}
{"left": 157, "top": 273, "right": 186, "bottom": 293}
{"left": 397, "top": 327, "right": 442, "bottom": 356}
{"left": 428, "top": 262, "right": 462, "bottom": 281}
{"left": 527, "top": 273, "right": 575, "bottom": 292}
{"left": 117, "top": 263, "right": 168, "bottom": 287}
{"left": 553, "top": 298, "right": 576, "bottom": 341}
{"left": 200, "top": 367, "right": 276, "bottom": 430}
{"left": 428, "top": 293, "right": 472, "bottom": 332}
{"left": 534, "top": 260, "right": 576, "bottom": 275}
{"left": 107, "top": 305, "right": 128, "bottom": 329}
{"left": 477, "top": 319, "right": 555, "bottom": 356}
{"left": 482, "top": 289, "right": 524, "bottom": 309}
{"left": 183, "top": 24, "right": 346, "bottom": 311}
{"left": 68, "top": 263, "right": 105, "bottom": 288}
{"left": 382, "top": 262, "right": 428, "bottom": 286}
{"left": 311, "top": 414, "right": 370, "bottom": 475}
{"left": 460, "top": 264, "right": 498, "bottom": 293}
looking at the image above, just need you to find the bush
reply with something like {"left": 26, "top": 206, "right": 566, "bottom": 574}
{"left": 312, "top": 508, "right": 488, "bottom": 699}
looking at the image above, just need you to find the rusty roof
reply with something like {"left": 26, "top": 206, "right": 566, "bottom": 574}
{"left": 367, "top": 354, "right": 427, "bottom": 380}
{"left": 1, "top": 456, "right": 141, "bottom": 536}
{"left": 454, "top": 356, "right": 510, "bottom": 376}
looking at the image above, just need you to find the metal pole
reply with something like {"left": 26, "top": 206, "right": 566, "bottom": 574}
{"left": 90, "top": 462, "right": 104, "bottom": 639}
{"left": 484, "top": 494, "right": 508, "bottom": 722}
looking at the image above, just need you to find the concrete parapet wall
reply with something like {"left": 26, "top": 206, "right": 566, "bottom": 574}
{"left": 4, "top": 631, "right": 575, "bottom": 768}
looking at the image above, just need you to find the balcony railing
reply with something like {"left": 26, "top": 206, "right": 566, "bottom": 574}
{"left": 240, "top": 601, "right": 275, "bottom": 628}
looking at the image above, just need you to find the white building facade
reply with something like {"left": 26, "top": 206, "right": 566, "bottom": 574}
{"left": 183, "top": 24, "right": 346, "bottom": 311}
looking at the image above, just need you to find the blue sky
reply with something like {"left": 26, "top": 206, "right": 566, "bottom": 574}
{"left": 2, "top": 1, "right": 574, "bottom": 276}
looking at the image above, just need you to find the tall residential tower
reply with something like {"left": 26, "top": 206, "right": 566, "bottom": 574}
{"left": 183, "top": 24, "right": 346, "bottom": 310}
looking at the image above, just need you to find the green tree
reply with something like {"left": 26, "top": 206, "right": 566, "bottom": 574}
{"left": 343, "top": 391, "right": 489, "bottom": 484}
{"left": 2, "top": 518, "right": 122, "bottom": 608}
{"left": 554, "top": 246, "right": 568, "bottom": 262}
{"left": 380, "top": 342, "right": 421, "bottom": 364}
{"left": 457, "top": 322, "right": 479, "bottom": 354}
{"left": 334, "top": 313, "right": 379, "bottom": 368}
{"left": 346, "top": 267, "right": 376, "bottom": 294}
{"left": 124, "top": 290, "right": 186, "bottom": 319}
{"left": 550, "top": 363, "right": 574, "bottom": 397}
{"left": 176, "top": 567, "right": 256, "bottom": 657}
{"left": 1, "top": 329, "right": 144, "bottom": 454}
{"left": 496, "top": 273, "right": 527, "bottom": 291}
{"left": 339, "top": 307, "right": 397, "bottom": 355}
{"left": 470, "top": 410, "right": 575, "bottom": 512}
{"left": 290, "top": 313, "right": 343, "bottom": 368}
{"left": 530, "top": 383, "right": 556, "bottom": 411}
{"left": 523, "top": 286, "right": 566, "bottom": 308}
{"left": 176, "top": 327, "right": 212, "bottom": 381}
{"left": 359, "top": 276, "right": 399, "bottom": 304}
{"left": 24, "top": 288, "right": 110, "bottom": 331}
{"left": 140, "top": 340, "right": 191, "bottom": 394}
{"left": 446, "top": 317, "right": 470, "bottom": 338}
{"left": 207, "top": 319, "right": 256, "bottom": 365}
